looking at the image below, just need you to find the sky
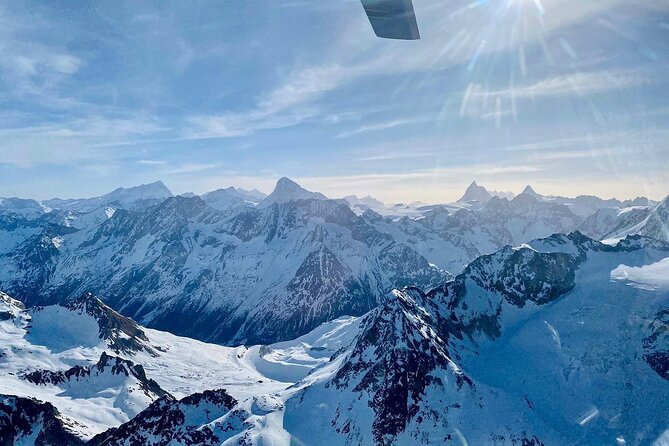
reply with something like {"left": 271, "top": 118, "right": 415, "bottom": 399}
{"left": 0, "top": 0, "right": 668, "bottom": 203}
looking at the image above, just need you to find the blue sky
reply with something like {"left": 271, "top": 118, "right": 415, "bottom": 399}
{"left": 0, "top": 0, "right": 668, "bottom": 203}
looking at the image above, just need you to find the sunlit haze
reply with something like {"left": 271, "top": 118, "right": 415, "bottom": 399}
{"left": 1, "top": 0, "right": 668, "bottom": 203}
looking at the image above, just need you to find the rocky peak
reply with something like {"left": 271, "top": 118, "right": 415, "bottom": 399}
{"left": 519, "top": 184, "right": 541, "bottom": 198}
{"left": 64, "top": 293, "right": 152, "bottom": 354}
{"left": 0, "top": 394, "right": 84, "bottom": 445}
{"left": 258, "top": 177, "right": 327, "bottom": 207}
{"left": 457, "top": 181, "right": 492, "bottom": 203}
{"left": 21, "top": 352, "right": 168, "bottom": 400}
{"left": 330, "top": 288, "right": 470, "bottom": 444}
{"left": 88, "top": 388, "right": 237, "bottom": 446}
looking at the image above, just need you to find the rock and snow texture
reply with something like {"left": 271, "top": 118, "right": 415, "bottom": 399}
{"left": 88, "top": 389, "right": 238, "bottom": 446}
{"left": 1, "top": 180, "right": 666, "bottom": 346}
{"left": 1, "top": 231, "right": 669, "bottom": 445}
{"left": 258, "top": 177, "right": 327, "bottom": 207}
{"left": 0, "top": 290, "right": 363, "bottom": 442}
{"left": 0, "top": 193, "right": 445, "bottom": 345}
{"left": 0, "top": 394, "right": 84, "bottom": 445}
{"left": 457, "top": 180, "right": 493, "bottom": 203}
{"left": 285, "top": 233, "right": 669, "bottom": 445}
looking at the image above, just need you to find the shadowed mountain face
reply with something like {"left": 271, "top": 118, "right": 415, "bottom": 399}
{"left": 1, "top": 180, "right": 667, "bottom": 346}
{"left": 1, "top": 231, "right": 668, "bottom": 445}
{"left": 0, "top": 193, "right": 445, "bottom": 345}
{"left": 285, "top": 233, "right": 669, "bottom": 445}
{"left": 89, "top": 389, "right": 237, "bottom": 446}
{"left": 0, "top": 395, "right": 85, "bottom": 446}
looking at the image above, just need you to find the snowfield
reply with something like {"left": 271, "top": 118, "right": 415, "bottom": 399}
{"left": 0, "top": 291, "right": 362, "bottom": 441}
{"left": 611, "top": 256, "right": 669, "bottom": 291}
{"left": 1, "top": 180, "right": 668, "bottom": 445}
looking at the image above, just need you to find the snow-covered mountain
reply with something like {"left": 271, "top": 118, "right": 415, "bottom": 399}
{"left": 233, "top": 187, "right": 267, "bottom": 203}
{"left": 362, "top": 191, "right": 589, "bottom": 273}
{"left": 88, "top": 389, "right": 238, "bottom": 446}
{"left": 0, "top": 290, "right": 362, "bottom": 443}
{"left": 0, "top": 394, "right": 85, "bottom": 445}
{"left": 0, "top": 179, "right": 665, "bottom": 346}
{"left": 577, "top": 206, "right": 652, "bottom": 241}
{"left": 284, "top": 232, "right": 669, "bottom": 445}
{"left": 201, "top": 187, "right": 248, "bottom": 211}
{"left": 0, "top": 191, "right": 445, "bottom": 345}
{"left": 512, "top": 185, "right": 658, "bottom": 219}
{"left": 457, "top": 180, "right": 493, "bottom": 204}
{"left": 42, "top": 181, "right": 173, "bottom": 213}
{"left": 343, "top": 194, "right": 385, "bottom": 212}
{"left": 0, "top": 197, "right": 46, "bottom": 219}
{"left": 638, "top": 196, "right": 669, "bottom": 243}
{"left": 258, "top": 177, "right": 327, "bottom": 207}
{"left": 577, "top": 196, "right": 668, "bottom": 244}
{"left": 202, "top": 186, "right": 267, "bottom": 210}
{"left": 2, "top": 230, "right": 668, "bottom": 445}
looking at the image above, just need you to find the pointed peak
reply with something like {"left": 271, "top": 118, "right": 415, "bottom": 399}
{"left": 457, "top": 181, "right": 492, "bottom": 203}
{"left": 275, "top": 177, "right": 301, "bottom": 189}
{"left": 521, "top": 185, "right": 539, "bottom": 196}
{"left": 259, "top": 177, "right": 327, "bottom": 207}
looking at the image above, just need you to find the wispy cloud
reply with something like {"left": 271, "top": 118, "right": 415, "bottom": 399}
{"left": 493, "top": 70, "right": 648, "bottom": 99}
{"left": 187, "top": 65, "right": 349, "bottom": 139}
{"left": 0, "top": 5, "right": 84, "bottom": 108}
{"left": 338, "top": 118, "right": 428, "bottom": 139}
{"left": 162, "top": 163, "right": 225, "bottom": 175}
{"left": 0, "top": 115, "right": 167, "bottom": 167}
{"left": 137, "top": 159, "right": 168, "bottom": 166}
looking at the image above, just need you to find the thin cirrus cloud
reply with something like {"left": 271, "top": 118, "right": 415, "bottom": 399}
{"left": 186, "top": 65, "right": 349, "bottom": 139}
{"left": 338, "top": 118, "right": 428, "bottom": 139}
{"left": 493, "top": 70, "right": 648, "bottom": 99}
{"left": 0, "top": 0, "right": 667, "bottom": 201}
{"left": 462, "top": 70, "right": 649, "bottom": 115}
{"left": 0, "top": 116, "right": 167, "bottom": 167}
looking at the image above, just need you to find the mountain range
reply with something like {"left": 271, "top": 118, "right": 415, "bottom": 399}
{"left": 0, "top": 179, "right": 666, "bottom": 346}
{"left": 1, "top": 229, "right": 668, "bottom": 445}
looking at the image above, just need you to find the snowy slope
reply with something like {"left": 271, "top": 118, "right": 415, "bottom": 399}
{"left": 42, "top": 181, "right": 173, "bottom": 213}
{"left": 284, "top": 233, "right": 669, "bottom": 445}
{"left": 577, "top": 206, "right": 651, "bottom": 240}
{"left": 0, "top": 291, "right": 363, "bottom": 442}
{"left": 2, "top": 231, "right": 669, "bottom": 445}
{"left": 0, "top": 192, "right": 445, "bottom": 345}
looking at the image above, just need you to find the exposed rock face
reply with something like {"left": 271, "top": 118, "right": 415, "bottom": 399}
{"left": 61, "top": 293, "right": 154, "bottom": 355}
{"left": 284, "top": 232, "right": 669, "bottom": 445}
{"left": 643, "top": 309, "right": 669, "bottom": 381}
{"left": 89, "top": 389, "right": 238, "bottom": 446}
{"left": 21, "top": 352, "right": 167, "bottom": 400}
{"left": 0, "top": 196, "right": 445, "bottom": 345}
{"left": 0, "top": 394, "right": 84, "bottom": 446}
